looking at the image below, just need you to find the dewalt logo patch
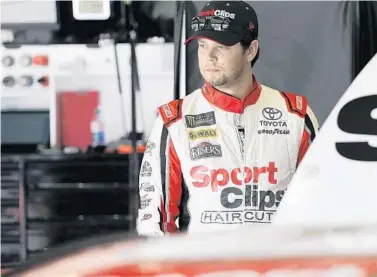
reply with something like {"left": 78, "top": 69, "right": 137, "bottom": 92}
{"left": 188, "top": 128, "right": 218, "bottom": 141}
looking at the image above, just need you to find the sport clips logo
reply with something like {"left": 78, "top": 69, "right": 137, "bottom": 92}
{"left": 200, "top": 9, "right": 236, "bottom": 19}
{"left": 190, "top": 162, "right": 286, "bottom": 224}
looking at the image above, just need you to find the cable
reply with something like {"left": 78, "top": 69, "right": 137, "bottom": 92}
{"left": 124, "top": 0, "right": 141, "bottom": 232}
{"left": 113, "top": 39, "right": 128, "bottom": 137}
{"left": 173, "top": 1, "right": 185, "bottom": 100}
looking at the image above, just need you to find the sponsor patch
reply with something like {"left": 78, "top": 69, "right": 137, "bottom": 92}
{"left": 258, "top": 129, "right": 290, "bottom": 135}
{"left": 141, "top": 214, "right": 152, "bottom": 221}
{"left": 162, "top": 104, "right": 173, "bottom": 118}
{"left": 201, "top": 210, "right": 277, "bottom": 224}
{"left": 144, "top": 140, "right": 156, "bottom": 155}
{"left": 259, "top": 107, "right": 290, "bottom": 135}
{"left": 185, "top": 111, "right": 216, "bottom": 128}
{"left": 262, "top": 107, "right": 282, "bottom": 121}
{"left": 190, "top": 162, "right": 285, "bottom": 224}
{"left": 140, "top": 182, "right": 155, "bottom": 192}
{"left": 188, "top": 128, "right": 218, "bottom": 141}
{"left": 190, "top": 142, "right": 222, "bottom": 160}
{"left": 296, "top": 96, "right": 303, "bottom": 110}
{"left": 199, "top": 9, "right": 236, "bottom": 19}
{"left": 140, "top": 161, "right": 152, "bottom": 177}
{"left": 140, "top": 195, "right": 152, "bottom": 209}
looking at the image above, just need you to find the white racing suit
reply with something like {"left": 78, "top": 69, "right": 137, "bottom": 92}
{"left": 137, "top": 78, "right": 319, "bottom": 236}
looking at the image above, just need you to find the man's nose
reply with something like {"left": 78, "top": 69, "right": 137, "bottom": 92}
{"left": 207, "top": 47, "right": 218, "bottom": 61}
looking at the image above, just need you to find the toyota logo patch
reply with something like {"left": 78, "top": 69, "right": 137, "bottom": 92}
{"left": 262, "top": 107, "right": 283, "bottom": 120}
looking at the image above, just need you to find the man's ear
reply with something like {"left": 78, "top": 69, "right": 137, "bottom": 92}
{"left": 247, "top": 40, "right": 259, "bottom": 63}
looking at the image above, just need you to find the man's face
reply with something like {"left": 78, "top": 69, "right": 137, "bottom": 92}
{"left": 197, "top": 38, "right": 247, "bottom": 87}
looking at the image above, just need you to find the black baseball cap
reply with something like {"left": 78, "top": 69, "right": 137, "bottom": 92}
{"left": 185, "top": 1, "right": 259, "bottom": 46}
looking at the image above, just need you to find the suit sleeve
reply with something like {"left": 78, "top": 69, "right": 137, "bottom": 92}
{"left": 296, "top": 105, "right": 320, "bottom": 166}
{"left": 137, "top": 115, "right": 183, "bottom": 236}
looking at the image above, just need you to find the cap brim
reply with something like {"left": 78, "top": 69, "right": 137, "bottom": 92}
{"left": 184, "top": 30, "right": 243, "bottom": 46}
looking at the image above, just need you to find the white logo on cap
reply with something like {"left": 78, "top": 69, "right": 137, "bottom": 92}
{"left": 214, "top": 10, "right": 235, "bottom": 19}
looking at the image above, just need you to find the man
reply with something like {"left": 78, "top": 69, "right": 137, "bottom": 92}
{"left": 137, "top": 1, "right": 319, "bottom": 236}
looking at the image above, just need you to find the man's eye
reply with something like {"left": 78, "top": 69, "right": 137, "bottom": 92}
{"left": 198, "top": 44, "right": 205, "bottom": 48}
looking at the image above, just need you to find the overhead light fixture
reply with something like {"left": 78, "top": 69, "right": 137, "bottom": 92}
{"left": 72, "top": 0, "right": 111, "bottom": 20}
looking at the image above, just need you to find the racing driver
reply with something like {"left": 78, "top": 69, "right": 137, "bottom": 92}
{"left": 137, "top": 0, "right": 319, "bottom": 236}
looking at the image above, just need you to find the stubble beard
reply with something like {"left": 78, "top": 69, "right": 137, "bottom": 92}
{"left": 204, "top": 66, "right": 244, "bottom": 88}
{"left": 206, "top": 73, "right": 228, "bottom": 87}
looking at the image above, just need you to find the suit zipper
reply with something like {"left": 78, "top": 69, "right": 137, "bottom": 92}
{"left": 234, "top": 111, "right": 247, "bottom": 225}
{"left": 242, "top": 107, "right": 247, "bottom": 226}
{"left": 235, "top": 124, "right": 245, "bottom": 160}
